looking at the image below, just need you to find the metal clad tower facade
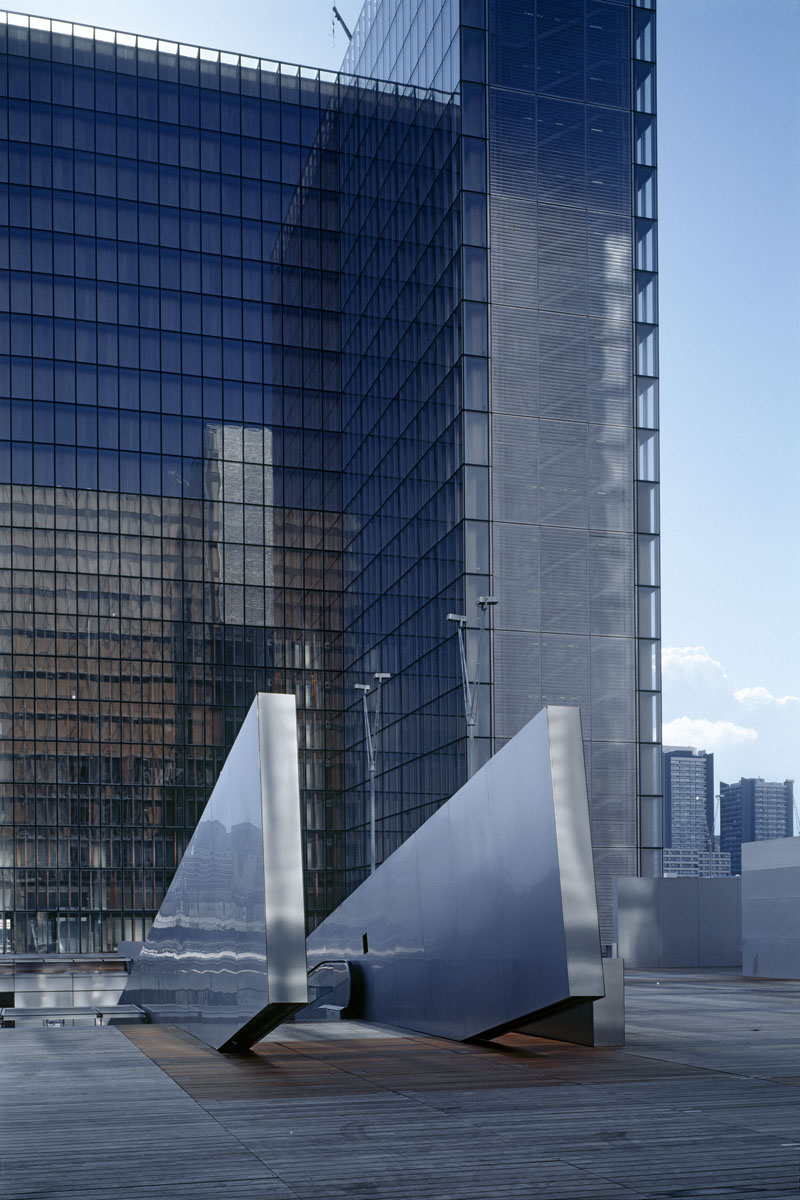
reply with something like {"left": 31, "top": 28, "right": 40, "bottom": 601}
{"left": 345, "top": 0, "right": 662, "bottom": 940}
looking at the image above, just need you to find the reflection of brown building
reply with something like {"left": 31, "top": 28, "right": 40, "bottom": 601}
{"left": 0, "top": 461, "right": 342, "bottom": 952}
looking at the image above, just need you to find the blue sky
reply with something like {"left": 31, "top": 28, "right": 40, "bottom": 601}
{"left": 657, "top": 0, "right": 799, "bottom": 796}
{"left": 4, "top": 0, "right": 799, "bottom": 796}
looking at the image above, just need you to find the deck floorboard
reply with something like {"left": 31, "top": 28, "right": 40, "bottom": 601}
{"left": 3, "top": 970, "right": 800, "bottom": 1200}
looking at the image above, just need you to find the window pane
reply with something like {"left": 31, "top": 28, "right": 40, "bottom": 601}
{"left": 634, "top": 62, "right": 656, "bottom": 114}
{"left": 636, "top": 377, "right": 658, "bottom": 427}
{"left": 635, "top": 219, "right": 657, "bottom": 271}
{"left": 636, "top": 272, "right": 658, "bottom": 323}
{"left": 638, "top": 639, "right": 661, "bottom": 692}
{"left": 636, "top": 324, "right": 658, "bottom": 376}
{"left": 638, "top": 586, "right": 660, "bottom": 637}
{"left": 637, "top": 429, "right": 658, "bottom": 481}
{"left": 635, "top": 166, "right": 657, "bottom": 217}
{"left": 638, "top": 690, "right": 661, "bottom": 743}
{"left": 637, "top": 481, "right": 659, "bottom": 533}
{"left": 634, "top": 11, "right": 656, "bottom": 62}
{"left": 634, "top": 116, "right": 656, "bottom": 166}
{"left": 637, "top": 533, "right": 659, "bottom": 586}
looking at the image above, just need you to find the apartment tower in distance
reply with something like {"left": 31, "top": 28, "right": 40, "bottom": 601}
{"left": 0, "top": 0, "right": 660, "bottom": 953}
{"left": 662, "top": 746, "right": 729, "bottom": 877}
{"left": 720, "top": 779, "right": 794, "bottom": 876}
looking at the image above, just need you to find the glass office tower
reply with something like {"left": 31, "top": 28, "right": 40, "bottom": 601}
{"left": 0, "top": 0, "right": 659, "bottom": 952}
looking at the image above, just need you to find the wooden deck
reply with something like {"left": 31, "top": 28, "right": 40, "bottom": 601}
{"left": 3, "top": 970, "right": 800, "bottom": 1199}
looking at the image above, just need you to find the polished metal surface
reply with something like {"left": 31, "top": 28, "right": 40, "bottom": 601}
{"left": 307, "top": 705, "right": 604, "bottom": 1041}
{"left": 122, "top": 694, "right": 307, "bottom": 1050}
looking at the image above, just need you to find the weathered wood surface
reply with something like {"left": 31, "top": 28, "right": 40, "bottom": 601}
{"left": 2, "top": 970, "right": 800, "bottom": 1199}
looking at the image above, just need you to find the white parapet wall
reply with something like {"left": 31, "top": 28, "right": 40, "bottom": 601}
{"left": 742, "top": 837, "right": 800, "bottom": 979}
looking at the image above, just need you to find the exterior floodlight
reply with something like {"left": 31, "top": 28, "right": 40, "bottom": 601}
{"left": 355, "top": 672, "right": 391, "bottom": 874}
{"left": 448, "top": 597, "right": 499, "bottom": 779}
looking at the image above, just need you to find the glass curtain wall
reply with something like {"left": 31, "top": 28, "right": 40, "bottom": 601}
{"left": 0, "top": 0, "right": 660, "bottom": 950}
{"left": 337, "top": 77, "right": 463, "bottom": 898}
{"left": 0, "top": 15, "right": 348, "bottom": 949}
{"left": 0, "top": 10, "right": 468, "bottom": 949}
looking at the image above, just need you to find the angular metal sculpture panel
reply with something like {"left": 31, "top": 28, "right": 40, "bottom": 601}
{"left": 307, "top": 705, "right": 604, "bottom": 1041}
{"left": 122, "top": 694, "right": 307, "bottom": 1050}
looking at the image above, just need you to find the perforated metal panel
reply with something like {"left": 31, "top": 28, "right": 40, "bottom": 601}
{"left": 486, "top": 0, "right": 649, "bottom": 948}
{"left": 589, "top": 535, "right": 635, "bottom": 635}
{"left": 492, "top": 414, "right": 539, "bottom": 524}
{"left": 491, "top": 304, "right": 540, "bottom": 415}
{"left": 590, "top": 636, "right": 636, "bottom": 742}
{"left": 493, "top": 630, "right": 542, "bottom": 740}
{"left": 540, "top": 528, "right": 590, "bottom": 633}
{"left": 589, "top": 426, "right": 633, "bottom": 533}
{"left": 589, "top": 741, "right": 638, "bottom": 845}
{"left": 538, "top": 97, "right": 587, "bottom": 206}
{"left": 588, "top": 212, "right": 632, "bottom": 321}
{"left": 588, "top": 319, "right": 632, "bottom": 426}
{"left": 489, "top": 89, "right": 536, "bottom": 197}
{"left": 539, "top": 422, "right": 588, "bottom": 529}
{"left": 493, "top": 523, "right": 540, "bottom": 631}
{"left": 541, "top": 634, "right": 591, "bottom": 739}
{"left": 539, "top": 313, "right": 588, "bottom": 422}
{"left": 490, "top": 196, "right": 539, "bottom": 307}
{"left": 538, "top": 205, "right": 587, "bottom": 314}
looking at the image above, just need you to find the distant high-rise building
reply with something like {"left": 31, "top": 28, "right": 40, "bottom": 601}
{"left": 661, "top": 847, "right": 730, "bottom": 878}
{"left": 663, "top": 747, "right": 714, "bottom": 852}
{"left": 720, "top": 779, "right": 794, "bottom": 875}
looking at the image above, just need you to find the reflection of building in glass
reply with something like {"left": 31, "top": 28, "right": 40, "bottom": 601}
{"left": 720, "top": 779, "right": 794, "bottom": 876}
{"left": 0, "top": 0, "right": 660, "bottom": 951}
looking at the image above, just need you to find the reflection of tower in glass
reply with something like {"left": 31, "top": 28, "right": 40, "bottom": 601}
{"left": 203, "top": 425, "right": 275, "bottom": 628}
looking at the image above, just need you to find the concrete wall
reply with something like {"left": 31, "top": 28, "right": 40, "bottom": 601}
{"left": 742, "top": 837, "right": 800, "bottom": 978}
{"left": 615, "top": 877, "right": 741, "bottom": 969}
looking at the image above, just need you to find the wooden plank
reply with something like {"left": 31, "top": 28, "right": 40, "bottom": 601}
{"left": 3, "top": 971, "right": 800, "bottom": 1199}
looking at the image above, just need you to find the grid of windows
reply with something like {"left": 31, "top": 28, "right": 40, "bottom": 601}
{"left": 663, "top": 748, "right": 714, "bottom": 853}
{"left": 0, "top": 13, "right": 458, "bottom": 950}
{"left": 720, "top": 779, "right": 794, "bottom": 876}
{"left": 338, "top": 79, "right": 464, "bottom": 894}
{"left": 0, "top": 1, "right": 661, "bottom": 952}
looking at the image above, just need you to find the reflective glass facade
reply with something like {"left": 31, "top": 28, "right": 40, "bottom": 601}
{"left": 0, "top": 0, "right": 659, "bottom": 952}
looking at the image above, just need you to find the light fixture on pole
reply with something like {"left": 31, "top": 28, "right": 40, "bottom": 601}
{"left": 448, "top": 596, "right": 498, "bottom": 780}
{"left": 355, "top": 671, "right": 391, "bottom": 874}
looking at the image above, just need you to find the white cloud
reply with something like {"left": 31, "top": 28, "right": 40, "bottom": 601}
{"left": 662, "top": 716, "right": 758, "bottom": 752}
{"left": 662, "top": 646, "right": 727, "bottom": 678}
{"left": 733, "top": 686, "right": 800, "bottom": 707}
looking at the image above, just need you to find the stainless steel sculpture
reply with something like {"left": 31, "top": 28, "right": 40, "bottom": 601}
{"left": 307, "top": 705, "right": 605, "bottom": 1041}
{"left": 122, "top": 694, "right": 308, "bottom": 1050}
